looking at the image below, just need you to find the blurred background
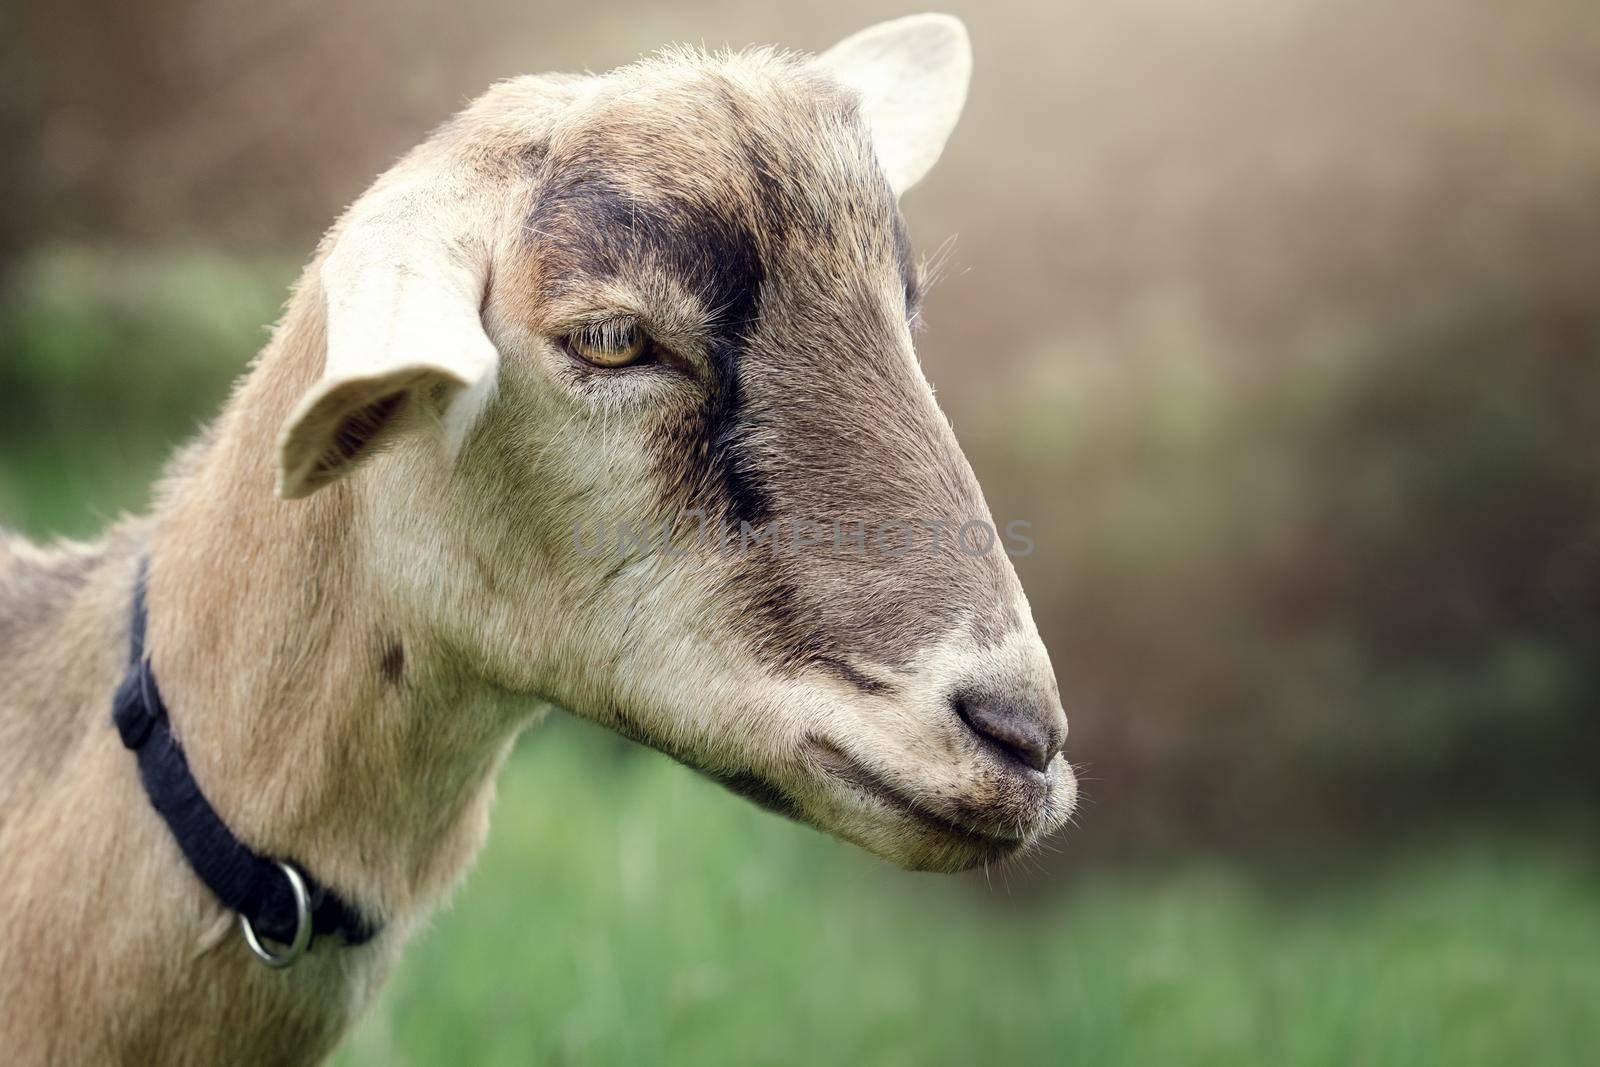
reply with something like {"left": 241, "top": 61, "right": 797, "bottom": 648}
{"left": 3, "top": 0, "right": 1598, "bottom": 1062}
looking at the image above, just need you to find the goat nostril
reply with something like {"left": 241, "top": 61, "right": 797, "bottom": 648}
{"left": 952, "top": 691, "right": 1064, "bottom": 774}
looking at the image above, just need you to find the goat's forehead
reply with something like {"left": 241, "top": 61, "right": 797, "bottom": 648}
{"left": 542, "top": 57, "right": 895, "bottom": 239}
{"left": 516, "top": 64, "right": 919, "bottom": 341}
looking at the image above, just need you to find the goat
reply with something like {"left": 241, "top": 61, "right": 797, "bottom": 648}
{"left": 0, "top": 15, "right": 1075, "bottom": 1064}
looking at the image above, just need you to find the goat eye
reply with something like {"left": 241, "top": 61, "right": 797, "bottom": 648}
{"left": 565, "top": 321, "right": 651, "bottom": 368}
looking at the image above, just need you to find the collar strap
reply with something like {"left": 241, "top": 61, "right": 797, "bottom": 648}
{"left": 111, "top": 562, "right": 379, "bottom": 953}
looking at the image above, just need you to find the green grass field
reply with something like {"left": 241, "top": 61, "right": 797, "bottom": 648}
{"left": 332, "top": 716, "right": 1598, "bottom": 1067}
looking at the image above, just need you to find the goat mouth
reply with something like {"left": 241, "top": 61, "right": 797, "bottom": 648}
{"left": 802, "top": 737, "right": 1032, "bottom": 856}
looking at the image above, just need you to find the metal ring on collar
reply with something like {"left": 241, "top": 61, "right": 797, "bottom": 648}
{"left": 238, "top": 861, "right": 312, "bottom": 968}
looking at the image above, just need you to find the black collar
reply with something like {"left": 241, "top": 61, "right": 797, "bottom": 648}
{"left": 112, "top": 561, "right": 378, "bottom": 956}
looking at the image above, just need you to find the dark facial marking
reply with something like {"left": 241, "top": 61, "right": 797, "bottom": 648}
{"left": 528, "top": 172, "right": 773, "bottom": 526}
{"left": 529, "top": 175, "right": 764, "bottom": 331}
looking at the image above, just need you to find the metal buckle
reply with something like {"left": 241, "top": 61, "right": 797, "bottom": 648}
{"left": 239, "top": 861, "right": 312, "bottom": 968}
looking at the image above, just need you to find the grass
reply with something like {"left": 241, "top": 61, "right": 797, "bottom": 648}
{"left": 335, "top": 714, "right": 1600, "bottom": 1067}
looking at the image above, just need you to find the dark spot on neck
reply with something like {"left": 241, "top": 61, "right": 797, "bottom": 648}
{"left": 379, "top": 639, "right": 405, "bottom": 685}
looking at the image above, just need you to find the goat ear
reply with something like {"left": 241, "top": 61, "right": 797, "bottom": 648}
{"left": 819, "top": 13, "right": 972, "bottom": 196}
{"left": 276, "top": 204, "right": 500, "bottom": 501}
